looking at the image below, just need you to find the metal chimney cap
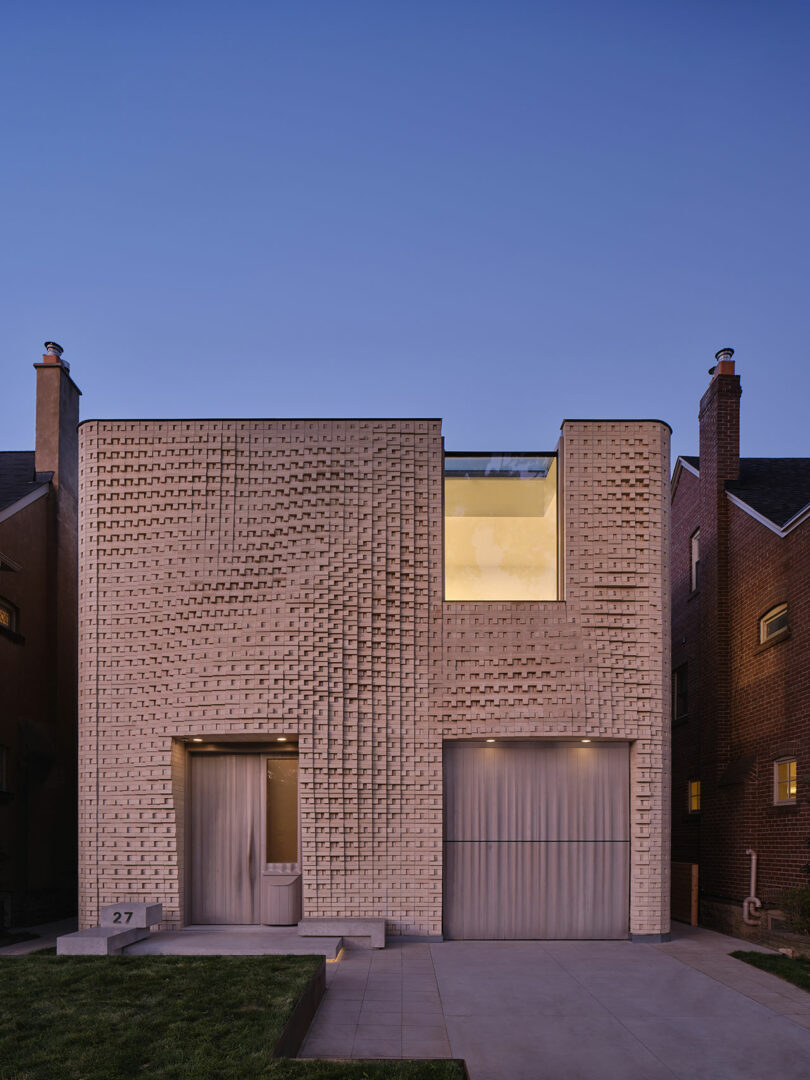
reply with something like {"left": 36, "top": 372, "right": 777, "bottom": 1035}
{"left": 714, "top": 347, "right": 735, "bottom": 362}
{"left": 44, "top": 341, "right": 64, "bottom": 357}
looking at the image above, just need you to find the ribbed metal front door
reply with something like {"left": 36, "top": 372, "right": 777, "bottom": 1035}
{"left": 443, "top": 741, "right": 629, "bottom": 939}
{"left": 190, "top": 754, "right": 262, "bottom": 924}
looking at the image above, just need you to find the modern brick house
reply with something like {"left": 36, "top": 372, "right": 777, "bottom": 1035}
{"left": 78, "top": 414, "right": 671, "bottom": 940}
{"left": 0, "top": 344, "right": 80, "bottom": 927}
{"left": 671, "top": 350, "right": 810, "bottom": 938}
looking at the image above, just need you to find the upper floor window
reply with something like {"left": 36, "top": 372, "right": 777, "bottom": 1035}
{"left": 0, "top": 597, "right": 17, "bottom": 634}
{"left": 672, "top": 665, "right": 688, "bottom": 720}
{"left": 774, "top": 758, "right": 797, "bottom": 804}
{"left": 760, "top": 603, "right": 788, "bottom": 645}
{"left": 688, "top": 779, "right": 701, "bottom": 813}
{"left": 444, "top": 453, "right": 557, "bottom": 601}
{"left": 690, "top": 529, "right": 700, "bottom": 591}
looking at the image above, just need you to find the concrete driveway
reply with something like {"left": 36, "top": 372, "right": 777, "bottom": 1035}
{"left": 300, "top": 925, "right": 810, "bottom": 1079}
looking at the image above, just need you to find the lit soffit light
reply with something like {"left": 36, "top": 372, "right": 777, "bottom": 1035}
{"left": 485, "top": 738, "right": 496, "bottom": 743}
{"left": 192, "top": 737, "right": 203, "bottom": 743}
{"left": 276, "top": 736, "right": 287, "bottom": 742}
{"left": 581, "top": 738, "right": 592, "bottom": 743}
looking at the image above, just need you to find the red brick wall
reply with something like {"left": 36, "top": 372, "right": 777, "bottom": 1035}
{"left": 672, "top": 384, "right": 810, "bottom": 929}
{"left": 670, "top": 466, "right": 701, "bottom": 865}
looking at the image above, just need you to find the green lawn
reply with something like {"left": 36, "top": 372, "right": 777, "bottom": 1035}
{"left": 731, "top": 950, "right": 810, "bottom": 993}
{"left": 0, "top": 954, "right": 465, "bottom": 1080}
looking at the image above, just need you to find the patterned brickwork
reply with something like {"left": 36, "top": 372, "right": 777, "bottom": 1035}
{"left": 79, "top": 420, "right": 444, "bottom": 933}
{"left": 442, "top": 421, "right": 671, "bottom": 935}
{"left": 79, "top": 416, "right": 670, "bottom": 936}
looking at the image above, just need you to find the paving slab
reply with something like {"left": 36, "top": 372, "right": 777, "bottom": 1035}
{"left": 300, "top": 927, "right": 810, "bottom": 1078}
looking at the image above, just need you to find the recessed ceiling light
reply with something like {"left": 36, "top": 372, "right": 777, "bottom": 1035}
{"left": 581, "top": 738, "right": 591, "bottom": 743}
{"left": 192, "top": 738, "right": 203, "bottom": 743}
{"left": 276, "top": 736, "right": 287, "bottom": 742}
{"left": 485, "top": 738, "right": 496, "bottom": 743}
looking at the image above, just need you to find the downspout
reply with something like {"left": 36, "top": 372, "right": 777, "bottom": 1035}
{"left": 743, "top": 848, "right": 762, "bottom": 925}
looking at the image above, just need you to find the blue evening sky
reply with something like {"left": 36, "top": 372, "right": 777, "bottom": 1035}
{"left": 2, "top": 0, "right": 808, "bottom": 464}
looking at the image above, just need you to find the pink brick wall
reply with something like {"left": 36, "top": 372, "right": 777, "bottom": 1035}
{"left": 79, "top": 416, "right": 670, "bottom": 936}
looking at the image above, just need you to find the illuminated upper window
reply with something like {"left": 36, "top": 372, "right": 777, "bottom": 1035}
{"left": 444, "top": 453, "right": 558, "bottom": 601}
{"left": 774, "top": 758, "right": 797, "bottom": 805}
{"left": 760, "top": 603, "right": 788, "bottom": 644}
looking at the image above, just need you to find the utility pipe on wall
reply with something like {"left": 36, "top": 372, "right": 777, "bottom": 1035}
{"left": 743, "top": 848, "right": 762, "bottom": 925}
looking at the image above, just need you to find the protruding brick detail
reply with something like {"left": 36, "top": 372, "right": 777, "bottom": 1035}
{"left": 79, "top": 417, "right": 670, "bottom": 937}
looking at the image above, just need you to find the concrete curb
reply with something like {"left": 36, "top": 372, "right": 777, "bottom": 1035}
{"left": 273, "top": 957, "right": 327, "bottom": 1058}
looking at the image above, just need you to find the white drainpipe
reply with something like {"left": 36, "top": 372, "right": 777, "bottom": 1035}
{"left": 743, "top": 848, "right": 762, "bottom": 924}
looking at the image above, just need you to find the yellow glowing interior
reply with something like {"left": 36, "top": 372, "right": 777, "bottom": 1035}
{"left": 444, "top": 459, "right": 557, "bottom": 601}
{"left": 266, "top": 756, "right": 298, "bottom": 864}
{"left": 777, "top": 759, "right": 797, "bottom": 802}
{"left": 688, "top": 780, "right": 701, "bottom": 813}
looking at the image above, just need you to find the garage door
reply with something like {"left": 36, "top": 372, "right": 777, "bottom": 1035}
{"left": 443, "top": 741, "right": 629, "bottom": 939}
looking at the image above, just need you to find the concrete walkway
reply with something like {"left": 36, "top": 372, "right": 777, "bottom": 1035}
{"left": 0, "top": 917, "right": 77, "bottom": 956}
{"left": 300, "top": 926, "right": 810, "bottom": 1078}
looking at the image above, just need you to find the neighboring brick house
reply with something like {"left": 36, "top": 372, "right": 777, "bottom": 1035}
{"left": 78, "top": 414, "right": 671, "bottom": 941}
{"left": 0, "top": 344, "right": 81, "bottom": 927}
{"left": 671, "top": 349, "right": 810, "bottom": 938}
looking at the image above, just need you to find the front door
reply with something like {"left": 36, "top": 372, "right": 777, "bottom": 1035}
{"left": 190, "top": 754, "right": 262, "bottom": 924}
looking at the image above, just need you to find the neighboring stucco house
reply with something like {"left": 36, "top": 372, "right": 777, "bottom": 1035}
{"left": 671, "top": 349, "right": 810, "bottom": 938}
{"left": 0, "top": 344, "right": 80, "bottom": 927}
{"left": 78, "top": 413, "right": 671, "bottom": 941}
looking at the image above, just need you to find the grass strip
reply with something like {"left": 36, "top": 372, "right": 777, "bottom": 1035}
{"left": 731, "top": 950, "right": 810, "bottom": 993}
{"left": 0, "top": 954, "right": 464, "bottom": 1080}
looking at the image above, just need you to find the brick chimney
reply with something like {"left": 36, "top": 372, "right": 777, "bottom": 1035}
{"left": 32, "top": 343, "right": 81, "bottom": 862}
{"left": 34, "top": 342, "right": 81, "bottom": 497}
{"left": 698, "top": 348, "right": 741, "bottom": 807}
{"left": 699, "top": 348, "right": 741, "bottom": 490}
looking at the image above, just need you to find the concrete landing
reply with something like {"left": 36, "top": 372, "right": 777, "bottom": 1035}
{"left": 301, "top": 926, "right": 810, "bottom": 1078}
{"left": 124, "top": 925, "right": 343, "bottom": 959}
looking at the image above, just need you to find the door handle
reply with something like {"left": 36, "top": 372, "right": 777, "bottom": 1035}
{"left": 248, "top": 823, "right": 255, "bottom": 881}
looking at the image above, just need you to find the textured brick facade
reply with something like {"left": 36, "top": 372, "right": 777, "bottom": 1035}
{"left": 79, "top": 416, "right": 670, "bottom": 937}
{"left": 671, "top": 365, "right": 810, "bottom": 939}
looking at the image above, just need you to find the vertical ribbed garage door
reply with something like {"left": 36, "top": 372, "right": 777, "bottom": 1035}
{"left": 443, "top": 741, "right": 629, "bottom": 939}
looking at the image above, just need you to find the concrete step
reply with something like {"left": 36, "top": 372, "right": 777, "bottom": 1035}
{"left": 123, "top": 926, "right": 343, "bottom": 959}
{"left": 57, "top": 926, "right": 150, "bottom": 955}
{"left": 298, "top": 917, "right": 386, "bottom": 948}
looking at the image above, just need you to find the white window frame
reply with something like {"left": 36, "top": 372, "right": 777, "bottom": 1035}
{"left": 773, "top": 758, "right": 797, "bottom": 805}
{"left": 760, "top": 603, "right": 788, "bottom": 644}
{"left": 672, "top": 664, "right": 688, "bottom": 720}
{"left": 690, "top": 529, "right": 700, "bottom": 592}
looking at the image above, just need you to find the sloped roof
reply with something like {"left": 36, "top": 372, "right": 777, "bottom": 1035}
{"left": 679, "top": 455, "right": 810, "bottom": 529}
{"left": 0, "top": 451, "right": 49, "bottom": 514}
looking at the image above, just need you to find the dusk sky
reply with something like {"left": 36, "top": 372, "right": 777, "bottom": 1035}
{"left": 2, "top": 1, "right": 808, "bottom": 464}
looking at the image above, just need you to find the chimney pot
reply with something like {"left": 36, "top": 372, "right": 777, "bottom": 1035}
{"left": 712, "top": 346, "right": 735, "bottom": 376}
{"left": 41, "top": 341, "right": 69, "bottom": 371}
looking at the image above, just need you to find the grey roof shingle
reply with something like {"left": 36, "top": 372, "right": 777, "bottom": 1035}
{"left": 680, "top": 455, "right": 810, "bottom": 529}
{"left": 0, "top": 451, "right": 49, "bottom": 514}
